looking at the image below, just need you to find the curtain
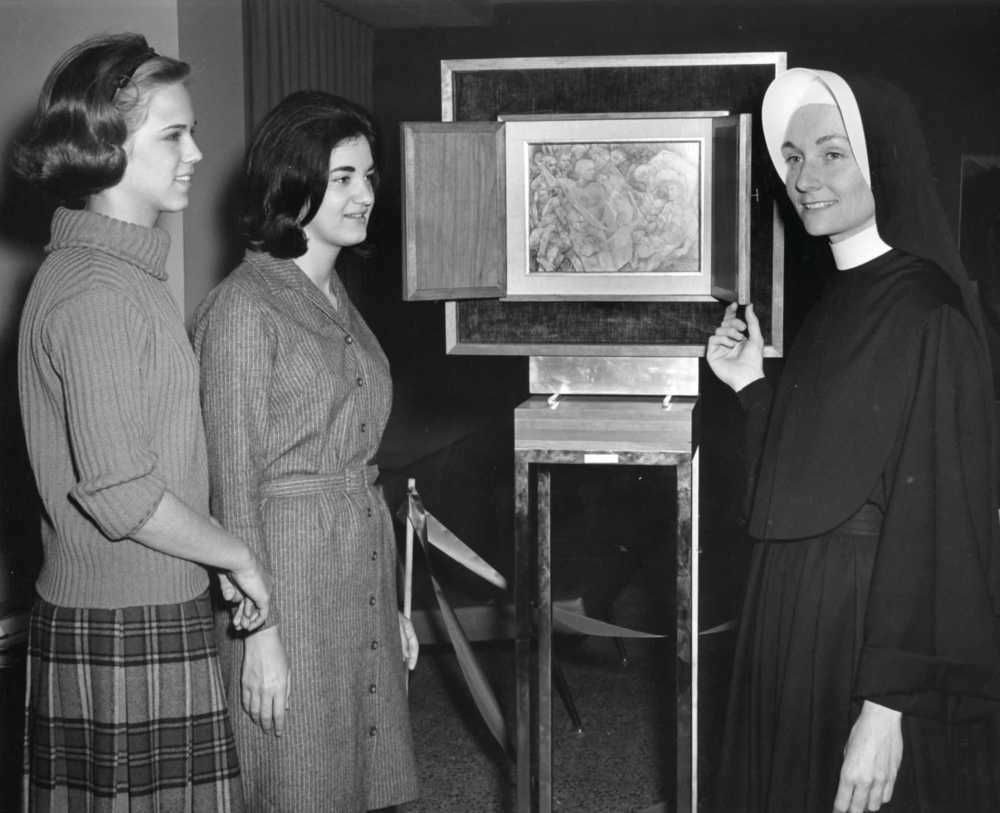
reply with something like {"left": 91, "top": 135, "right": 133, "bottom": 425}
{"left": 243, "top": 0, "right": 373, "bottom": 132}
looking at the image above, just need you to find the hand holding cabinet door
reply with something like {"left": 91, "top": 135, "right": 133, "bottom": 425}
{"left": 706, "top": 301, "right": 765, "bottom": 393}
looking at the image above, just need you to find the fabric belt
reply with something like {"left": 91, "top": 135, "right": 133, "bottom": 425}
{"left": 259, "top": 465, "right": 379, "bottom": 498}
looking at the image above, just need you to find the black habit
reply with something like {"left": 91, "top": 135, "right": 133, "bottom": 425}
{"left": 716, "top": 75, "right": 1000, "bottom": 813}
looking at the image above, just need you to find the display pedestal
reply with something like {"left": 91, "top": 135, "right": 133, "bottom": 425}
{"left": 513, "top": 395, "right": 699, "bottom": 813}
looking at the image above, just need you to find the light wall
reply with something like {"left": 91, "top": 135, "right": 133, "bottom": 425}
{"left": 0, "top": 0, "right": 245, "bottom": 607}
{"left": 178, "top": 0, "right": 246, "bottom": 316}
{"left": 0, "top": 1, "right": 185, "bottom": 305}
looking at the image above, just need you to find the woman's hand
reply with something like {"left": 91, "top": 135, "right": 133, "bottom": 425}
{"left": 706, "top": 302, "right": 765, "bottom": 393}
{"left": 227, "top": 557, "right": 272, "bottom": 632}
{"left": 218, "top": 573, "right": 262, "bottom": 633}
{"left": 834, "top": 700, "right": 903, "bottom": 812}
{"left": 241, "top": 625, "right": 291, "bottom": 736}
{"left": 132, "top": 495, "right": 270, "bottom": 630}
{"left": 398, "top": 612, "right": 419, "bottom": 671}
{"left": 205, "top": 514, "right": 270, "bottom": 632}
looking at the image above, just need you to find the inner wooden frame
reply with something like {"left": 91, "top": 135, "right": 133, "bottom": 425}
{"left": 440, "top": 53, "right": 786, "bottom": 358}
{"left": 503, "top": 115, "right": 714, "bottom": 300}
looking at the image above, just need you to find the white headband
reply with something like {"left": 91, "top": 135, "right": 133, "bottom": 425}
{"left": 761, "top": 67, "right": 871, "bottom": 186}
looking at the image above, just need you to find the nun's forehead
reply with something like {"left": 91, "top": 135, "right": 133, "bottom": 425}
{"left": 761, "top": 67, "right": 870, "bottom": 185}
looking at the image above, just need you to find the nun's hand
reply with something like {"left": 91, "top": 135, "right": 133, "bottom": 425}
{"left": 833, "top": 700, "right": 903, "bottom": 813}
{"left": 706, "top": 302, "right": 765, "bottom": 393}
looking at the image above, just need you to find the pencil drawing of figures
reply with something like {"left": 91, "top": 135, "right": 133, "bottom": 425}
{"left": 526, "top": 140, "right": 701, "bottom": 275}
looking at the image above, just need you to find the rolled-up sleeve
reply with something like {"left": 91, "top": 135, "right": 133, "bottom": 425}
{"left": 44, "top": 289, "right": 166, "bottom": 540}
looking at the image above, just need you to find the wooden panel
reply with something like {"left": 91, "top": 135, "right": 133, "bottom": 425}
{"left": 710, "top": 112, "right": 752, "bottom": 304}
{"left": 514, "top": 395, "right": 696, "bottom": 453}
{"left": 402, "top": 121, "right": 506, "bottom": 300}
{"left": 710, "top": 115, "right": 739, "bottom": 302}
{"left": 736, "top": 113, "right": 752, "bottom": 305}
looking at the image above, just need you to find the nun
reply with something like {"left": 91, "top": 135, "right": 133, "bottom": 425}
{"left": 706, "top": 68, "right": 1000, "bottom": 813}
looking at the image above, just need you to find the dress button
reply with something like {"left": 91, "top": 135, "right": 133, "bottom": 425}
{"left": 369, "top": 595, "right": 376, "bottom": 606}
{"left": 369, "top": 683, "right": 377, "bottom": 694}
{"left": 345, "top": 335, "right": 353, "bottom": 344}
{"left": 360, "top": 422, "right": 367, "bottom": 432}
{"left": 356, "top": 376, "right": 364, "bottom": 387}
{"left": 369, "top": 726, "right": 377, "bottom": 737}
{"left": 371, "top": 550, "right": 378, "bottom": 561}
{"left": 367, "top": 507, "right": 373, "bottom": 517}
{"left": 370, "top": 640, "right": 378, "bottom": 650}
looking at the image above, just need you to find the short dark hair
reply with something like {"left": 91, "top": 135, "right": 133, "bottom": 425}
{"left": 11, "top": 32, "right": 190, "bottom": 204}
{"left": 241, "top": 91, "right": 379, "bottom": 259}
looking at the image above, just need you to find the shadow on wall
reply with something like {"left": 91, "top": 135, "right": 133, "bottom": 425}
{"left": 0, "top": 121, "right": 49, "bottom": 610}
{"left": 187, "top": 157, "right": 250, "bottom": 322}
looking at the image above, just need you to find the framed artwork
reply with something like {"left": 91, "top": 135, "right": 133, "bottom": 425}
{"left": 502, "top": 114, "right": 718, "bottom": 300}
{"left": 427, "top": 52, "right": 786, "bottom": 357}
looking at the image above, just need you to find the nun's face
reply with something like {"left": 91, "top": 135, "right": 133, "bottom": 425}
{"left": 780, "top": 103, "right": 875, "bottom": 243}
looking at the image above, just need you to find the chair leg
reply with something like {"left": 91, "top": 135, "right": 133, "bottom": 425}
{"left": 605, "top": 606, "right": 629, "bottom": 667}
{"left": 614, "top": 637, "right": 630, "bottom": 667}
{"left": 553, "top": 658, "right": 583, "bottom": 733}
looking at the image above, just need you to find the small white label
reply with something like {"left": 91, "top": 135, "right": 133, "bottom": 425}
{"left": 583, "top": 453, "right": 619, "bottom": 464}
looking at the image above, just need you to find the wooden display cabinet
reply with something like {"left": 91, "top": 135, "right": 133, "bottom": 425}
{"left": 399, "top": 52, "right": 787, "bottom": 813}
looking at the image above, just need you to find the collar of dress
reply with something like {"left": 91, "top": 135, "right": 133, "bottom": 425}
{"left": 830, "top": 223, "right": 893, "bottom": 270}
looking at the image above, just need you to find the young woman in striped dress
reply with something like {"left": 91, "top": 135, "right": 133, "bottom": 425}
{"left": 193, "top": 91, "right": 419, "bottom": 812}
{"left": 13, "top": 32, "right": 271, "bottom": 812}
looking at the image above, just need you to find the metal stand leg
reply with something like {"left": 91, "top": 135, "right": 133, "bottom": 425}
{"left": 514, "top": 454, "right": 533, "bottom": 813}
{"left": 675, "top": 458, "right": 694, "bottom": 813}
{"left": 537, "top": 467, "right": 553, "bottom": 813}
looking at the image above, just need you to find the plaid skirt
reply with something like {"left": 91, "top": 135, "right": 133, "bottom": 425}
{"left": 22, "top": 591, "right": 244, "bottom": 813}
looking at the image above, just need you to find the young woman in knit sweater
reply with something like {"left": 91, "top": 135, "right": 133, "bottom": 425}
{"left": 13, "top": 32, "right": 271, "bottom": 811}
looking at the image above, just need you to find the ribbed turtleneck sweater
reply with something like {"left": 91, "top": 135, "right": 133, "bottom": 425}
{"left": 18, "top": 207, "right": 209, "bottom": 608}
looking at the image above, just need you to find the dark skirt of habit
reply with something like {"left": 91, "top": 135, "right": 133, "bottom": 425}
{"left": 21, "top": 590, "right": 244, "bottom": 813}
{"left": 714, "top": 504, "right": 1000, "bottom": 813}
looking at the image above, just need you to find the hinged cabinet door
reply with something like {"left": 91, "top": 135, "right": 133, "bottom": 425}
{"left": 401, "top": 121, "right": 506, "bottom": 300}
{"left": 710, "top": 113, "right": 752, "bottom": 304}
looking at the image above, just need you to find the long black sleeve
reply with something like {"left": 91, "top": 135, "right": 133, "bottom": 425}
{"left": 736, "top": 376, "right": 773, "bottom": 527}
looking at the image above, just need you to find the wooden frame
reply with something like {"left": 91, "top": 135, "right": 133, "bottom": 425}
{"left": 441, "top": 52, "right": 788, "bottom": 120}
{"left": 434, "top": 52, "right": 786, "bottom": 358}
{"left": 502, "top": 115, "right": 714, "bottom": 300}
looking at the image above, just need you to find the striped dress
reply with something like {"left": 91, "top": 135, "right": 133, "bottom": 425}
{"left": 192, "top": 251, "right": 419, "bottom": 812}
{"left": 17, "top": 207, "right": 243, "bottom": 812}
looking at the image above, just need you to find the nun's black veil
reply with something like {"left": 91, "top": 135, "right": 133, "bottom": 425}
{"left": 857, "top": 76, "right": 973, "bottom": 313}
{"left": 846, "top": 75, "right": 1000, "bottom": 608}
{"left": 858, "top": 75, "right": 1000, "bottom": 397}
